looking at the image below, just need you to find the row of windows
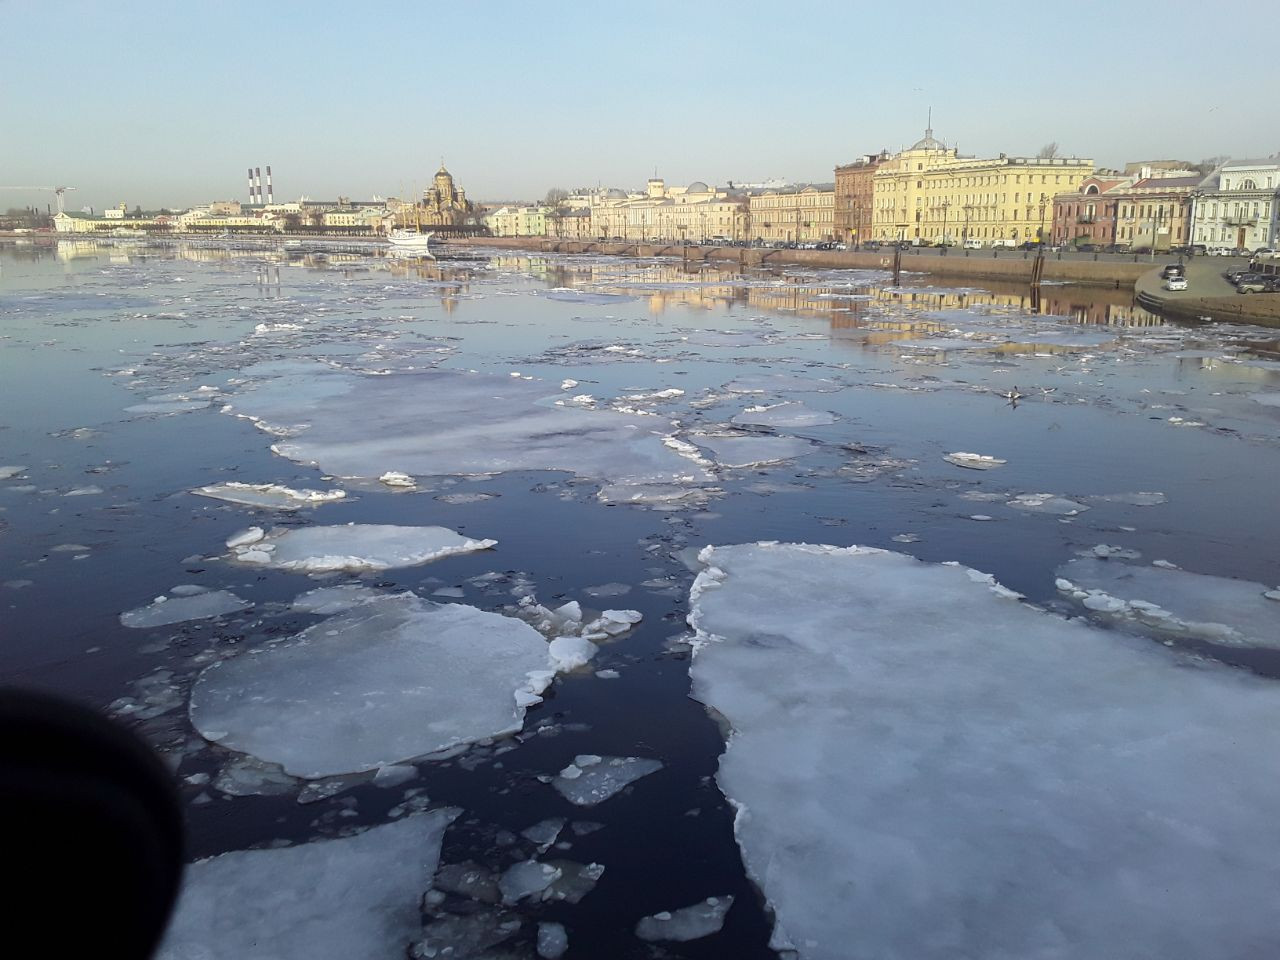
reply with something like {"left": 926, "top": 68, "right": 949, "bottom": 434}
{"left": 880, "top": 172, "right": 1078, "bottom": 190}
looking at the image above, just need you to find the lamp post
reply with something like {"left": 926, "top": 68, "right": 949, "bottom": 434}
{"left": 1038, "top": 197, "right": 1048, "bottom": 247}
{"left": 940, "top": 199, "right": 951, "bottom": 248}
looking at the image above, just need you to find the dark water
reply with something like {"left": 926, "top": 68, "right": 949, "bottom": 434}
{"left": 3, "top": 239, "right": 1280, "bottom": 958}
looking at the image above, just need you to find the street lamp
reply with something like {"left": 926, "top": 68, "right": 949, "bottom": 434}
{"left": 1038, "top": 197, "right": 1048, "bottom": 246}
{"left": 940, "top": 199, "right": 951, "bottom": 248}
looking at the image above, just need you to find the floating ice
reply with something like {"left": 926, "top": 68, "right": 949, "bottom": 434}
{"left": 1250, "top": 392, "right": 1280, "bottom": 407}
{"left": 548, "top": 636, "right": 598, "bottom": 671}
{"left": 226, "top": 523, "right": 496, "bottom": 573}
{"left": 190, "top": 594, "right": 553, "bottom": 777}
{"left": 723, "top": 374, "right": 843, "bottom": 394}
{"left": 731, "top": 402, "right": 836, "bottom": 428}
{"left": 499, "top": 860, "right": 562, "bottom": 903}
{"left": 521, "top": 818, "right": 566, "bottom": 851}
{"left": 379, "top": 471, "right": 416, "bottom": 488}
{"left": 691, "top": 433, "right": 816, "bottom": 468}
{"left": 1006, "top": 492, "right": 1088, "bottom": 515}
{"left": 635, "top": 895, "right": 734, "bottom": 943}
{"left": 193, "top": 482, "right": 347, "bottom": 510}
{"left": 1091, "top": 491, "right": 1168, "bottom": 506}
{"left": 227, "top": 364, "right": 711, "bottom": 497}
{"left": 292, "top": 583, "right": 385, "bottom": 614}
{"left": 158, "top": 810, "right": 458, "bottom": 960}
{"left": 1079, "top": 544, "right": 1142, "bottom": 560}
{"left": 552, "top": 755, "right": 663, "bottom": 806}
{"left": 0, "top": 466, "right": 27, "bottom": 480}
{"left": 537, "top": 921, "right": 569, "bottom": 959}
{"left": 688, "top": 542, "right": 1280, "bottom": 960}
{"left": 943, "top": 451, "right": 1006, "bottom": 470}
{"left": 213, "top": 755, "right": 297, "bottom": 797}
{"left": 1057, "top": 557, "right": 1280, "bottom": 649}
{"left": 120, "top": 589, "right": 249, "bottom": 628}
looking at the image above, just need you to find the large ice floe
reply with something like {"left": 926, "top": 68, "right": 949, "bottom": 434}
{"left": 158, "top": 809, "right": 458, "bottom": 960}
{"left": 224, "top": 523, "right": 496, "bottom": 573}
{"left": 120, "top": 588, "right": 249, "bottom": 628}
{"left": 222, "top": 362, "right": 712, "bottom": 500}
{"left": 189, "top": 594, "right": 556, "bottom": 777}
{"left": 687, "top": 542, "right": 1280, "bottom": 960}
{"left": 1056, "top": 556, "right": 1280, "bottom": 649}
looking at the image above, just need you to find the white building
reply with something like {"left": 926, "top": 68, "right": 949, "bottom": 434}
{"left": 1191, "top": 159, "right": 1280, "bottom": 252}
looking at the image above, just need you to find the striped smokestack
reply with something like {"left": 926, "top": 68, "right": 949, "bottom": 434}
{"left": 266, "top": 165, "right": 273, "bottom": 205}
{"left": 248, "top": 167, "right": 255, "bottom": 203}
{"left": 254, "top": 167, "right": 262, "bottom": 205}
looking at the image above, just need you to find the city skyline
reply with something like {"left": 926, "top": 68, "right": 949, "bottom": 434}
{"left": 3, "top": 0, "right": 1277, "bottom": 210}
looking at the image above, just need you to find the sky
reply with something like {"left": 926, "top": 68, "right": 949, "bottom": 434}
{"left": 2, "top": 0, "right": 1276, "bottom": 212}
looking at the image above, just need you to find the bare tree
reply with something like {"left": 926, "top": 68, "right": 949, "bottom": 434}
{"left": 544, "top": 188, "right": 570, "bottom": 206}
{"left": 1037, "top": 142, "right": 1060, "bottom": 159}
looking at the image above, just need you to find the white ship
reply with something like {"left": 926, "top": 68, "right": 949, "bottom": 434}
{"left": 387, "top": 230, "right": 434, "bottom": 252}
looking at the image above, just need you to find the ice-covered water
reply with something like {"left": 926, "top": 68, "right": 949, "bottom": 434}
{"left": 5, "top": 242, "right": 1280, "bottom": 958}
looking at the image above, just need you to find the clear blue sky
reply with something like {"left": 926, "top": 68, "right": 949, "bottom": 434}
{"left": 2, "top": 0, "right": 1275, "bottom": 211}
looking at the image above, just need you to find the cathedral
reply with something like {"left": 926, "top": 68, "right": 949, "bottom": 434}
{"left": 398, "top": 164, "right": 474, "bottom": 228}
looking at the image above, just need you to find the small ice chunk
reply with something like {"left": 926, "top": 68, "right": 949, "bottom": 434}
{"left": 213, "top": 755, "right": 296, "bottom": 797}
{"left": 537, "top": 921, "right": 569, "bottom": 959}
{"left": 226, "top": 526, "right": 265, "bottom": 548}
{"left": 432, "top": 860, "right": 500, "bottom": 904}
{"left": 521, "top": 818, "right": 566, "bottom": 850}
{"left": 635, "top": 895, "right": 734, "bottom": 942}
{"left": 552, "top": 756, "right": 663, "bottom": 806}
{"left": 541, "top": 860, "right": 605, "bottom": 903}
{"left": 0, "top": 466, "right": 27, "bottom": 480}
{"left": 548, "top": 636, "right": 598, "bottom": 671}
{"left": 943, "top": 451, "right": 1006, "bottom": 470}
{"left": 379, "top": 471, "right": 416, "bottom": 488}
{"left": 193, "top": 482, "right": 347, "bottom": 510}
{"left": 499, "top": 860, "right": 563, "bottom": 903}
{"left": 372, "top": 764, "right": 417, "bottom": 788}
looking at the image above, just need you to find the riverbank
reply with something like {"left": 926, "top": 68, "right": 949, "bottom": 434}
{"left": 455, "top": 235, "right": 1151, "bottom": 289}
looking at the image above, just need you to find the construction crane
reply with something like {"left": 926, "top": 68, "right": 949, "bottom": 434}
{"left": 0, "top": 186, "right": 78, "bottom": 214}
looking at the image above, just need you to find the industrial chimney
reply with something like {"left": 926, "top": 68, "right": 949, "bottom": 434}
{"left": 254, "top": 167, "right": 262, "bottom": 205}
{"left": 247, "top": 167, "right": 254, "bottom": 203}
{"left": 266, "top": 165, "right": 273, "bottom": 205}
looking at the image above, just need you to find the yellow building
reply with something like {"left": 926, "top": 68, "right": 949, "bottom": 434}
{"left": 748, "top": 186, "right": 835, "bottom": 245}
{"left": 872, "top": 124, "right": 1093, "bottom": 245}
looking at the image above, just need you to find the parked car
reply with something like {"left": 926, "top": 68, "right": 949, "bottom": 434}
{"left": 1237, "top": 277, "right": 1269, "bottom": 294}
{"left": 1160, "top": 264, "right": 1185, "bottom": 279}
{"left": 990, "top": 238, "right": 1017, "bottom": 248}
{"left": 1163, "top": 276, "right": 1188, "bottom": 291}
{"left": 1265, "top": 276, "right": 1280, "bottom": 292}
{"left": 1019, "top": 241, "right": 1043, "bottom": 251}
{"left": 1254, "top": 247, "right": 1278, "bottom": 259}
{"left": 962, "top": 238, "right": 984, "bottom": 250}
{"left": 1076, "top": 243, "right": 1098, "bottom": 253}
{"left": 1225, "top": 268, "right": 1257, "bottom": 284}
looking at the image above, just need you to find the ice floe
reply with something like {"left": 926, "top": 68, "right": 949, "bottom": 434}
{"left": 1006, "top": 492, "right": 1088, "bottom": 516}
{"left": 189, "top": 594, "right": 555, "bottom": 777}
{"left": 688, "top": 541, "right": 1280, "bottom": 960}
{"left": 690, "top": 433, "right": 816, "bottom": 468}
{"left": 635, "top": 895, "right": 734, "bottom": 942}
{"left": 225, "top": 363, "right": 712, "bottom": 499}
{"left": 942, "top": 451, "right": 1006, "bottom": 470}
{"left": 193, "top": 482, "right": 347, "bottom": 510}
{"left": 225, "top": 523, "right": 496, "bottom": 573}
{"left": 730, "top": 402, "right": 837, "bottom": 428}
{"left": 120, "top": 589, "right": 249, "bottom": 628}
{"left": 552, "top": 754, "right": 663, "bottom": 806}
{"left": 158, "top": 810, "right": 458, "bottom": 960}
{"left": 1057, "top": 557, "right": 1280, "bottom": 649}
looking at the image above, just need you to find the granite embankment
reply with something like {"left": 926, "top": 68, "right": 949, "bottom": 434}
{"left": 457, "top": 236, "right": 1149, "bottom": 289}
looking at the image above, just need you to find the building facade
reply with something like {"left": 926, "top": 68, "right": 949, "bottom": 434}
{"left": 1112, "top": 176, "right": 1200, "bottom": 251}
{"left": 748, "top": 186, "right": 835, "bottom": 245}
{"left": 1051, "top": 175, "right": 1129, "bottom": 247}
{"left": 872, "top": 125, "right": 1094, "bottom": 245}
{"left": 835, "top": 152, "right": 888, "bottom": 246}
{"left": 484, "top": 205, "right": 549, "bottom": 237}
{"left": 586, "top": 179, "right": 747, "bottom": 243}
{"left": 1191, "top": 159, "right": 1280, "bottom": 252}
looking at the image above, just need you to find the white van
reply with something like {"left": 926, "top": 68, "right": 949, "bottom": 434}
{"left": 989, "top": 238, "right": 1016, "bottom": 248}
{"left": 962, "top": 238, "right": 983, "bottom": 249}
